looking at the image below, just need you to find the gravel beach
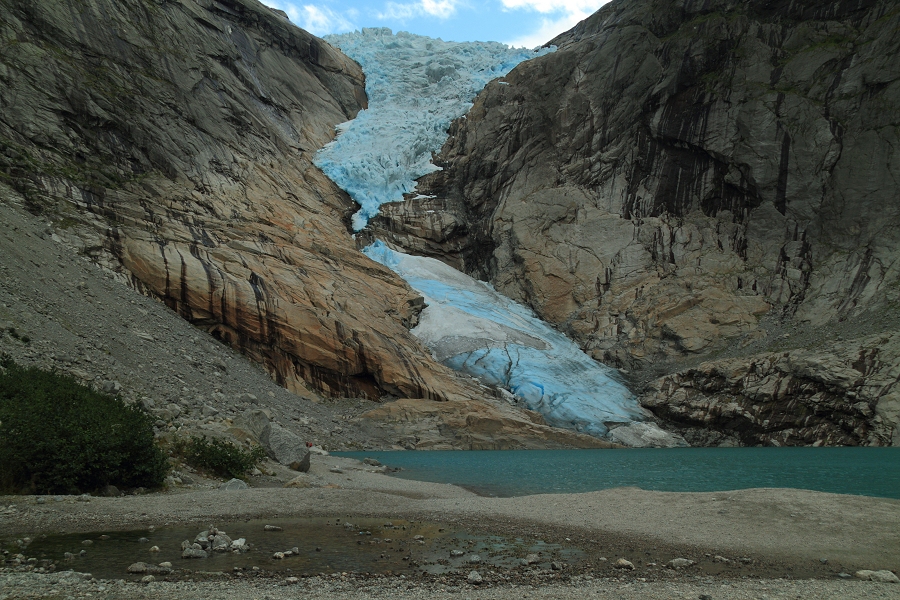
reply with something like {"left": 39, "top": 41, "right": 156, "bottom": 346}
{"left": 2, "top": 454, "right": 899, "bottom": 599}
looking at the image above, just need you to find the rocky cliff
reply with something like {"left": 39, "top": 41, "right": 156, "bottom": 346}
{"left": 0, "top": 0, "right": 616, "bottom": 449}
{"left": 370, "top": 0, "right": 900, "bottom": 445}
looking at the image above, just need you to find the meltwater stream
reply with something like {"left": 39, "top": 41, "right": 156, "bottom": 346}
{"left": 315, "top": 30, "right": 673, "bottom": 444}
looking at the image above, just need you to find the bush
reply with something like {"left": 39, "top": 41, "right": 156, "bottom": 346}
{"left": 175, "top": 436, "right": 266, "bottom": 480}
{"left": 0, "top": 355, "right": 168, "bottom": 494}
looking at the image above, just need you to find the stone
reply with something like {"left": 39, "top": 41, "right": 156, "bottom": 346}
{"left": 614, "top": 559, "right": 635, "bottom": 570}
{"left": 450, "top": 550, "right": 464, "bottom": 557}
{"left": 219, "top": 478, "right": 248, "bottom": 491}
{"left": 232, "top": 409, "right": 272, "bottom": 443}
{"left": 283, "top": 475, "right": 311, "bottom": 488}
{"left": 871, "top": 571, "right": 900, "bottom": 583}
{"left": 141, "top": 575, "right": 154, "bottom": 583}
{"left": 855, "top": 570, "right": 900, "bottom": 583}
{"left": 210, "top": 534, "right": 232, "bottom": 551}
{"left": 273, "top": 552, "right": 285, "bottom": 559}
{"left": 468, "top": 554, "right": 482, "bottom": 564}
{"left": 201, "top": 405, "right": 219, "bottom": 418}
{"left": 363, "top": 458, "right": 382, "bottom": 467}
{"left": 667, "top": 558, "right": 695, "bottom": 569}
{"left": 467, "top": 570, "right": 483, "bottom": 584}
{"left": 522, "top": 553, "right": 540, "bottom": 565}
{"left": 260, "top": 423, "right": 309, "bottom": 468}
{"left": 101, "top": 380, "right": 122, "bottom": 395}
{"left": 289, "top": 451, "right": 311, "bottom": 473}
{"left": 264, "top": 525, "right": 283, "bottom": 532}
{"left": 149, "top": 546, "right": 160, "bottom": 553}
{"left": 127, "top": 562, "right": 171, "bottom": 574}
{"left": 181, "top": 548, "right": 208, "bottom": 559}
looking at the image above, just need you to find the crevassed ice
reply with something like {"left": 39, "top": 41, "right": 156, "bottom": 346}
{"left": 364, "top": 241, "right": 650, "bottom": 438}
{"left": 316, "top": 28, "right": 554, "bottom": 231}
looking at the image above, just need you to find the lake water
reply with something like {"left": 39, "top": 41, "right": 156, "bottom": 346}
{"left": 337, "top": 447, "right": 900, "bottom": 499}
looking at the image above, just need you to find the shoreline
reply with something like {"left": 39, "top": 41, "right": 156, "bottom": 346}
{"left": 2, "top": 453, "right": 898, "bottom": 599}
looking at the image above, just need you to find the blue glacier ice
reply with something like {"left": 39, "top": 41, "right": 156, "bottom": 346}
{"left": 316, "top": 28, "right": 553, "bottom": 230}
{"left": 364, "top": 241, "right": 653, "bottom": 438}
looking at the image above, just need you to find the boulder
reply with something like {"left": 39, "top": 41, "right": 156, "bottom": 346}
{"left": 855, "top": 570, "right": 900, "bottom": 583}
{"left": 219, "top": 478, "right": 248, "bottom": 491}
{"left": 259, "top": 422, "right": 310, "bottom": 470}
{"left": 667, "top": 558, "right": 695, "bottom": 569}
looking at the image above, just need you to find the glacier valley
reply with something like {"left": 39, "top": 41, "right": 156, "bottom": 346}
{"left": 316, "top": 28, "right": 552, "bottom": 230}
{"left": 316, "top": 30, "right": 683, "bottom": 446}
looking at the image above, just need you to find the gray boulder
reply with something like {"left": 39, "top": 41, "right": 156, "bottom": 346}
{"left": 233, "top": 409, "right": 273, "bottom": 442}
{"left": 219, "top": 478, "right": 248, "bottom": 491}
{"left": 260, "top": 423, "right": 310, "bottom": 471}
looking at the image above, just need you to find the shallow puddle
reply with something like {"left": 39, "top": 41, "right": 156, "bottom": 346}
{"left": 8, "top": 517, "right": 582, "bottom": 580}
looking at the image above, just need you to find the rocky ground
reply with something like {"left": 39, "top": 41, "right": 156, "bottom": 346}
{"left": 0, "top": 192, "right": 410, "bottom": 453}
{"left": 0, "top": 453, "right": 898, "bottom": 598}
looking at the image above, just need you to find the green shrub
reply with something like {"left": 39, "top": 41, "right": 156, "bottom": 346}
{"left": 175, "top": 435, "right": 266, "bottom": 480}
{"left": 0, "top": 355, "right": 168, "bottom": 494}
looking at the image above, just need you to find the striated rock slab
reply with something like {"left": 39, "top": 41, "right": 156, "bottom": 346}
{"left": 640, "top": 332, "right": 900, "bottom": 446}
{"left": 359, "top": 398, "right": 619, "bottom": 450}
{"left": 0, "top": 0, "right": 492, "bottom": 405}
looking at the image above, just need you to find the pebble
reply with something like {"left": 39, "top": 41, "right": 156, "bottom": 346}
{"left": 615, "top": 558, "right": 635, "bottom": 570}
{"left": 264, "top": 525, "right": 283, "bottom": 532}
{"left": 667, "top": 558, "right": 695, "bottom": 569}
{"left": 467, "top": 570, "right": 483, "bottom": 584}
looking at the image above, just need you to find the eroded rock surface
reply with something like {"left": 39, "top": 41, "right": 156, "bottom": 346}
{"left": 641, "top": 331, "right": 900, "bottom": 447}
{"left": 0, "top": 0, "right": 491, "bottom": 404}
{"left": 370, "top": 0, "right": 900, "bottom": 444}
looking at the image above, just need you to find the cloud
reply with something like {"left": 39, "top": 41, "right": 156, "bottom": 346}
{"left": 377, "top": 0, "right": 462, "bottom": 21}
{"left": 261, "top": 2, "right": 357, "bottom": 36}
{"left": 500, "top": 0, "right": 610, "bottom": 48}
{"left": 500, "top": 0, "right": 605, "bottom": 13}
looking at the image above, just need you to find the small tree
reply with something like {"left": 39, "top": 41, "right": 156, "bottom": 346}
{"left": 0, "top": 355, "right": 168, "bottom": 494}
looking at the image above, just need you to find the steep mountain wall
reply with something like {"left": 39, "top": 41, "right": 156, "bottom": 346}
{"left": 0, "top": 0, "right": 486, "bottom": 403}
{"left": 370, "top": 0, "right": 900, "bottom": 445}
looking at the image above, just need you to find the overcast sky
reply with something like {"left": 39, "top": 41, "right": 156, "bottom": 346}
{"left": 261, "top": 0, "right": 612, "bottom": 48}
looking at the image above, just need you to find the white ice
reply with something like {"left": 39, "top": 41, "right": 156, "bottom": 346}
{"left": 316, "top": 28, "right": 553, "bottom": 230}
{"left": 364, "top": 241, "right": 652, "bottom": 439}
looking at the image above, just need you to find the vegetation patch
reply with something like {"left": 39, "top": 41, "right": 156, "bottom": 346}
{"left": 0, "top": 355, "right": 168, "bottom": 494}
{"left": 174, "top": 435, "right": 266, "bottom": 480}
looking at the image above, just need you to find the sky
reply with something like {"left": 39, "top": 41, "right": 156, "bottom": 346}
{"left": 261, "top": 0, "right": 613, "bottom": 48}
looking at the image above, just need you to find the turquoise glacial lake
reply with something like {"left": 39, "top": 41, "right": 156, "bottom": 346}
{"left": 337, "top": 447, "right": 900, "bottom": 499}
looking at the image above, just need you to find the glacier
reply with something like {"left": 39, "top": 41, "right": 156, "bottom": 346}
{"left": 313, "top": 30, "right": 681, "bottom": 445}
{"left": 364, "top": 241, "right": 653, "bottom": 438}
{"left": 316, "top": 28, "right": 553, "bottom": 230}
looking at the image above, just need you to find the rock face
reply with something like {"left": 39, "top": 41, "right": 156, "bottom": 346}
{"left": 0, "top": 0, "right": 491, "bottom": 404}
{"left": 359, "top": 398, "right": 618, "bottom": 450}
{"left": 371, "top": 0, "right": 900, "bottom": 444}
{"left": 643, "top": 331, "right": 900, "bottom": 447}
